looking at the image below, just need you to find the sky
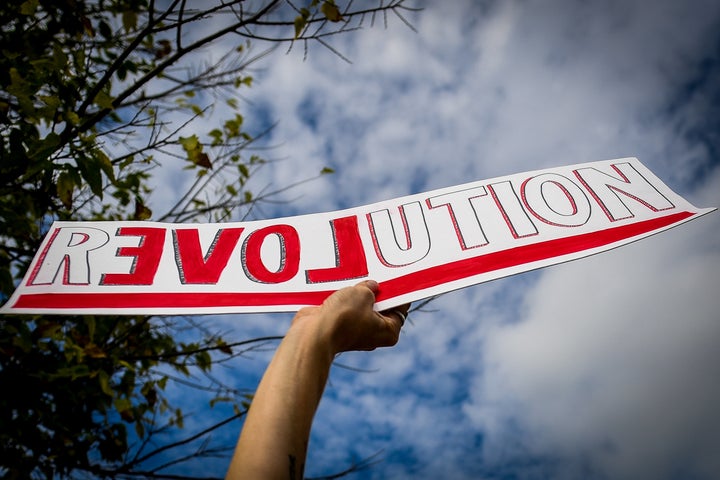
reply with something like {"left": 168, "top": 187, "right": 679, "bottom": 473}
{"left": 147, "top": 1, "right": 720, "bottom": 479}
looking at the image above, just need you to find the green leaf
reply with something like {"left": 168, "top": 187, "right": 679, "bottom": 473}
{"left": 195, "top": 351, "right": 212, "bottom": 370}
{"left": 27, "top": 132, "right": 61, "bottom": 162}
{"left": 209, "top": 128, "right": 223, "bottom": 146}
{"left": 77, "top": 156, "right": 104, "bottom": 198}
{"left": 96, "top": 150, "right": 116, "bottom": 182}
{"left": 93, "top": 90, "right": 115, "bottom": 110}
{"left": 320, "top": 166, "right": 335, "bottom": 174}
{"left": 114, "top": 397, "right": 132, "bottom": 414}
{"left": 134, "top": 198, "right": 152, "bottom": 220}
{"left": 175, "top": 408, "right": 184, "bottom": 428}
{"left": 65, "top": 111, "right": 80, "bottom": 125}
{"left": 321, "top": 1, "right": 343, "bottom": 22}
{"left": 179, "top": 134, "right": 200, "bottom": 153}
{"left": 19, "top": 0, "right": 39, "bottom": 15}
{"left": 122, "top": 10, "right": 138, "bottom": 32}
{"left": 294, "top": 9, "right": 310, "bottom": 38}
{"left": 135, "top": 420, "right": 145, "bottom": 438}
{"left": 98, "top": 370, "right": 114, "bottom": 396}
{"left": 57, "top": 171, "right": 75, "bottom": 208}
{"left": 209, "top": 396, "right": 235, "bottom": 408}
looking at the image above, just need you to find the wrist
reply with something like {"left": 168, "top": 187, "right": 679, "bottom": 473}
{"left": 287, "top": 310, "right": 339, "bottom": 362}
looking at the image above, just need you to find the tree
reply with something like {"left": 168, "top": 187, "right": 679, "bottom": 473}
{"left": 0, "top": 1, "right": 419, "bottom": 478}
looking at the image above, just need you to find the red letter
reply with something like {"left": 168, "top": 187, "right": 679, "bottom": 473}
{"left": 306, "top": 215, "right": 368, "bottom": 283}
{"left": 242, "top": 225, "right": 300, "bottom": 283}
{"left": 174, "top": 227, "right": 244, "bottom": 284}
{"left": 101, "top": 227, "right": 166, "bottom": 285}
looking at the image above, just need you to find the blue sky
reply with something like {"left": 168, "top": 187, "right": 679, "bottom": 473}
{"left": 142, "top": 1, "right": 720, "bottom": 478}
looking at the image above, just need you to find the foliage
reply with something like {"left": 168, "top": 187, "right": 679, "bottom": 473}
{"left": 0, "top": 0, "right": 418, "bottom": 478}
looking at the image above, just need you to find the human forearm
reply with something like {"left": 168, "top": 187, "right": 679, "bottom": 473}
{"left": 225, "top": 281, "right": 407, "bottom": 479}
{"left": 226, "top": 319, "right": 334, "bottom": 479}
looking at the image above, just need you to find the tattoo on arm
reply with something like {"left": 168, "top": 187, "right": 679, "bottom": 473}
{"left": 288, "top": 454, "right": 297, "bottom": 480}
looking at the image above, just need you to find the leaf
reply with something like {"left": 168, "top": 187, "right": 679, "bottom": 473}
{"left": 134, "top": 420, "right": 145, "bottom": 438}
{"left": 122, "top": 10, "right": 138, "bottom": 32}
{"left": 320, "top": 166, "right": 335, "bottom": 174}
{"left": 321, "top": 1, "right": 343, "bottom": 22}
{"left": 209, "top": 396, "right": 234, "bottom": 408}
{"left": 195, "top": 152, "right": 212, "bottom": 169}
{"left": 96, "top": 149, "right": 116, "bottom": 182}
{"left": 85, "top": 316, "right": 96, "bottom": 340}
{"left": 178, "top": 134, "right": 200, "bottom": 153}
{"left": 77, "top": 156, "right": 104, "bottom": 198}
{"left": 134, "top": 199, "right": 152, "bottom": 220}
{"left": 294, "top": 9, "right": 310, "bottom": 38}
{"left": 155, "top": 39, "right": 172, "bottom": 59}
{"left": 174, "top": 408, "right": 184, "bottom": 428}
{"left": 57, "top": 171, "right": 75, "bottom": 208}
{"left": 84, "top": 343, "right": 107, "bottom": 359}
{"left": 93, "top": 90, "right": 115, "bottom": 110}
{"left": 65, "top": 111, "right": 80, "bottom": 125}
{"left": 19, "top": 0, "right": 39, "bottom": 16}
{"left": 217, "top": 341, "right": 233, "bottom": 355}
{"left": 81, "top": 16, "right": 95, "bottom": 37}
{"left": 195, "top": 350, "right": 212, "bottom": 370}
{"left": 209, "top": 128, "right": 223, "bottom": 146}
{"left": 98, "top": 370, "right": 114, "bottom": 396}
{"left": 28, "top": 132, "right": 61, "bottom": 161}
{"left": 33, "top": 321, "right": 61, "bottom": 339}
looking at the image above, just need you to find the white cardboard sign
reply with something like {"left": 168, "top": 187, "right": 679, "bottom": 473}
{"left": 1, "top": 158, "right": 714, "bottom": 315}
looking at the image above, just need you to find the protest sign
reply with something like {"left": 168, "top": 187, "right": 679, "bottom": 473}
{"left": 1, "top": 157, "right": 714, "bottom": 315}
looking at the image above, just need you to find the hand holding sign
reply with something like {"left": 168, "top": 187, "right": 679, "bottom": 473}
{"left": 1, "top": 157, "right": 714, "bottom": 315}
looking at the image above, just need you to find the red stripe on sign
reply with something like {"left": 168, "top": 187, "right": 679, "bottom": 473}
{"left": 12, "top": 290, "right": 337, "bottom": 310}
{"left": 12, "top": 211, "right": 694, "bottom": 311}
{"left": 374, "top": 210, "right": 695, "bottom": 301}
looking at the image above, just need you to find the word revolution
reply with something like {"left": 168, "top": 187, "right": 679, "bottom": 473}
{"left": 2, "top": 158, "right": 712, "bottom": 314}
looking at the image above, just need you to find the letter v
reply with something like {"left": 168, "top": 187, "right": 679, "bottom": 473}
{"left": 174, "top": 228, "right": 244, "bottom": 284}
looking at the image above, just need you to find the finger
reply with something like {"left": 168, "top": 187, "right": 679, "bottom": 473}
{"left": 381, "top": 302, "right": 410, "bottom": 317}
{"left": 355, "top": 279, "right": 379, "bottom": 295}
{"left": 385, "top": 309, "right": 406, "bottom": 327}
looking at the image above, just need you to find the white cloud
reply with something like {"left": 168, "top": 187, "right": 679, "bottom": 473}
{"left": 464, "top": 198, "right": 720, "bottom": 479}
{"left": 157, "top": 0, "right": 720, "bottom": 478}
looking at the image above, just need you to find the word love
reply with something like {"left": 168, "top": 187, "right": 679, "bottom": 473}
{"left": 2, "top": 158, "right": 713, "bottom": 315}
{"left": 29, "top": 216, "right": 370, "bottom": 287}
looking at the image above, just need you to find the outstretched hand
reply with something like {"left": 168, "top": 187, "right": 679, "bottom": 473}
{"left": 292, "top": 279, "right": 410, "bottom": 354}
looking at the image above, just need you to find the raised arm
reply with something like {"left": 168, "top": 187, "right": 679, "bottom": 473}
{"left": 226, "top": 280, "right": 408, "bottom": 480}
